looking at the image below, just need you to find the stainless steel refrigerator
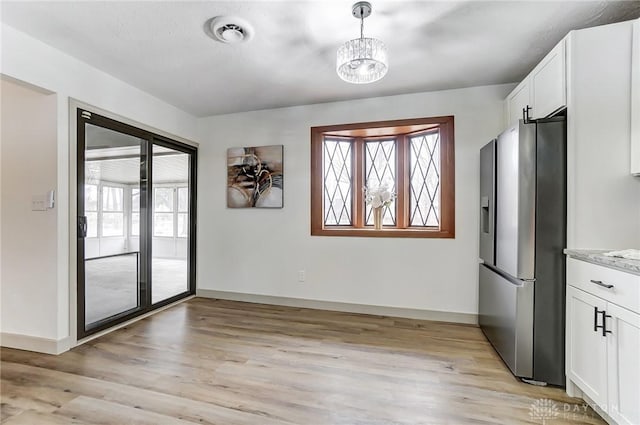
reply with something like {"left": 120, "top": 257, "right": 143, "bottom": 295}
{"left": 478, "top": 116, "right": 566, "bottom": 386}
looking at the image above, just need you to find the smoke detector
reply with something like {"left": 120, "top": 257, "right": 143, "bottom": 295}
{"left": 207, "top": 16, "right": 254, "bottom": 44}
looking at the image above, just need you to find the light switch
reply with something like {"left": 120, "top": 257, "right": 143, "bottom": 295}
{"left": 31, "top": 195, "right": 47, "bottom": 211}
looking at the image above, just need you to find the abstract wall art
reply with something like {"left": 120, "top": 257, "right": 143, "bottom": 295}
{"left": 227, "top": 145, "right": 283, "bottom": 208}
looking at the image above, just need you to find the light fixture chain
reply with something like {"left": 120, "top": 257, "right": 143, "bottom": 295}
{"left": 360, "top": 7, "right": 364, "bottom": 39}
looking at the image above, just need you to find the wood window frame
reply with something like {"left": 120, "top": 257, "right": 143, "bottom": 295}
{"left": 311, "top": 116, "right": 455, "bottom": 238}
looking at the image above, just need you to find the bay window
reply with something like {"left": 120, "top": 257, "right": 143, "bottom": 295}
{"left": 311, "top": 116, "right": 455, "bottom": 238}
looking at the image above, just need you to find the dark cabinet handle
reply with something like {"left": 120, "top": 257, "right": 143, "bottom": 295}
{"left": 593, "top": 306, "right": 613, "bottom": 336}
{"left": 594, "top": 306, "right": 604, "bottom": 332}
{"left": 602, "top": 312, "right": 613, "bottom": 337}
{"left": 590, "top": 279, "right": 614, "bottom": 289}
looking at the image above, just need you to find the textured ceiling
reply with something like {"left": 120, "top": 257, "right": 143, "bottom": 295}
{"left": 86, "top": 154, "right": 189, "bottom": 185}
{"left": 85, "top": 125, "right": 189, "bottom": 184}
{"left": 2, "top": 1, "right": 639, "bottom": 117}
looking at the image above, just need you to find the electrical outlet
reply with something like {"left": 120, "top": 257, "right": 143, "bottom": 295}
{"left": 298, "top": 270, "right": 306, "bottom": 282}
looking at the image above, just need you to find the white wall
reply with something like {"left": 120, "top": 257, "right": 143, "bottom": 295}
{"left": 197, "top": 84, "right": 513, "bottom": 316}
{"left": 1, "top": 79, "right": 58, "bottom": 339}
{"left": 0, "top": 23, "right": 198, "bottom": 345}
{"left": 567, "top": 21, "right": 640, "bottom": 249}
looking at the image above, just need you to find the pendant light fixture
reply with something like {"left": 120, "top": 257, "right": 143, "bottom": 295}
{"left": 336, "top": 1, "right": 388, "bottom": 84}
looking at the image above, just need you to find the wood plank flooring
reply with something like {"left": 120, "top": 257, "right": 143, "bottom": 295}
{"left": 1, "top": 298, "right": 605, "bottom": 424}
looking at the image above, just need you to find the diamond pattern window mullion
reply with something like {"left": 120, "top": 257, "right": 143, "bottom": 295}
{"left": 323, "top": 139, "right": 353, "bottom": 226}
{"left": 409, "top": 131, "right": 441, "bottom": 227}
{"left": 364, "top": 139, "right": 397, "bottom": 226}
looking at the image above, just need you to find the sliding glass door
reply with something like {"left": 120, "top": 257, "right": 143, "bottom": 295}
{"left": 77, "top": 109, "right": 196, "bottom": 339}
{"left": 80, "top": 120, "right": 147, "bottom": 327}
{"left": 151, "top": 144, "right": 191, "bottom": 304}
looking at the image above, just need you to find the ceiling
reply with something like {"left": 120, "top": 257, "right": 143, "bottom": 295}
{"left": 2, "top": 1, "right": 639, "bottom": 117}
{"left": 85, "top": 125, "right": 189, "bottom": 184}
{"left": 86, "top": 153, "right": 189, "bottom": 185}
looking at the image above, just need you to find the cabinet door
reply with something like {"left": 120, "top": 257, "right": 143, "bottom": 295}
{"left": 567, "top": 286, "right": 608, "bottom": 411}
{"left": 531, "top": 39, "right": 566, "bottom": 119}
{"left": 607, "top": 303, "right": 640, "bottom": 425}
{"left": 506, "top": 79, "right": 531, "bottom": 127}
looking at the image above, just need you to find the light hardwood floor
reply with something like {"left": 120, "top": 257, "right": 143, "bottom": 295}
{"left": 1, "top": 298, "right": 605, "bottom": 424}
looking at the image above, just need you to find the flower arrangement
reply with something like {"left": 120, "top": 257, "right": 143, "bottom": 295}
{"left": 363, "top": 185, "right": 396, "bottom": 209}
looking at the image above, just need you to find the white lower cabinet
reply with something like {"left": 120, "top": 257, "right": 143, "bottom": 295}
{"left": 566, "top": 258, "right": 640, "bottom": 425}
{"left": 606, "top": 303, "right": 640, "bottom": 425}
{"left": 567, "top": 286, "right": 609, "bottom": 411}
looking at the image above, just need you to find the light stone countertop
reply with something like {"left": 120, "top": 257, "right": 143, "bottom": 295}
{"left": 564, "top": 249, "right": 640, "bottom": 276}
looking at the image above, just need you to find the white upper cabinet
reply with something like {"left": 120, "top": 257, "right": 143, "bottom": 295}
{"left": 506, "top": 80, "right": 531, "bottom": 126}
{"left": 566, "top": 20, "right": 639, "bottom": 247}
{"left": 530, "top": 40, "right": 567, "bottom": 119}
{"left": 631, "top": 19, "right": 640, "bottom": 176}
{"left": 505, "top": 39, "right": 567, "bottom": 127}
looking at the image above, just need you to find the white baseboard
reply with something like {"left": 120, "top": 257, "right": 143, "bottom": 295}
{"left": 0, "top": 333, "right": 72, "bottom": 355}
{"left": 196, "top": 290, "right": 478, "bottom": 325}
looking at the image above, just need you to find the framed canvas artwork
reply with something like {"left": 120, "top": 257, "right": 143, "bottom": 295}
{"left": 227, "top": 145, "right": 283, "bottom": 208}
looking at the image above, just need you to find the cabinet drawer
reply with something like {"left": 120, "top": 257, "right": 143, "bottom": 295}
{"left": 567, "top": 258, "right": 640, "bottom": 313}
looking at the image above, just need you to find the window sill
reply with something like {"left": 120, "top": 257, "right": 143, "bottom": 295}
{"left": 311, "top": 227, "right": 455, "bottom": 239}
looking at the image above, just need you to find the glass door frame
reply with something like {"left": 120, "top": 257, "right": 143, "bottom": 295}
{"left": 76, "top": 108, "right": 197, "bottom": 339}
